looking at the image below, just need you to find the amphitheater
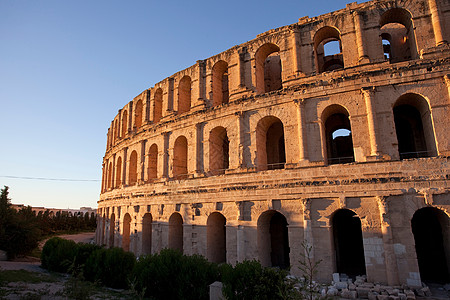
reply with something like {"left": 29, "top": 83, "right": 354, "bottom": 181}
{"left": 96, "top": 0, "right": 450, "bottom": 286}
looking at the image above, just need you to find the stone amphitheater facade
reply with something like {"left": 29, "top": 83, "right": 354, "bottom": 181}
{"left": 96, "top": 0, "right": 450, "bottom": 286}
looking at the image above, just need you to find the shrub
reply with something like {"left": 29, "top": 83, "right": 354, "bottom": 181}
{"left": 84, "top": 247, "right": 135, "bottom": 289}
{"left": 131, "top": 249, "right": 219, "bottom": 300}
{"left": 221, "top": 260, "right": 293, "bottom": 300}
{"left": 73, "top": 243, "right": 102, "bottom": 273}
{"left": 41, "top": 237, "right": 77, "bottom": 273}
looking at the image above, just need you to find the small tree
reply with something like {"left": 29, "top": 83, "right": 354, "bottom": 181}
{"left": 298, "top": 241, "right": 322, "bottom": 300}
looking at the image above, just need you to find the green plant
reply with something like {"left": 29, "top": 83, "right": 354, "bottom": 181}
{"left": 41, "top": 237, "right": 78, "bottom": 273}
{"left": 298, "top": 241, "right": 323, "bottom": 300}
{"left": 84, "top": 247, "right": 135, "bottom": 289}
{"left": 131, "top": 249, "right": 219, "bottom": 300}
{"left": 221, "top": 260, "right": 294, "bottom": 300}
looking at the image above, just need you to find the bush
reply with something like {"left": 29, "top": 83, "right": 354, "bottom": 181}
{"left": 84, "top": 247, "right": 135, "bottom": 289}
{"left": 221, "top": 260, "right": 293, "bottom": 300}
{"left": 131, "top": 249, "right": 219, "bottom": 300}
{"left": 41, "top": 237, "right": 77, "bottom": 273}
{"left": 73, "top": 243, "right": 102, "bottom": 274}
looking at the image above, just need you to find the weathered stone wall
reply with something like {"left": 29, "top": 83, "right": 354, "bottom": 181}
{"left": 97, "top": 0, "right": 450, "bottom": 286}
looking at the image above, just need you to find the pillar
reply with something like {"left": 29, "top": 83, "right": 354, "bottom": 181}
{"left": 428, "top": 0, "right": 447, "bottom": 46}
{"left": 377, "top": 196, "right": 400, "bottom": 286}
{"left": 362, "top": 87, "right": 380, "bottom": 157}
{"left": 290, "top": 27, "right": 302, "bottom": 74}
{"left": 295, "top": 99, "right": 308, "bottom": 162}
{"left": 353, "top": 10, "right": 369, "bottom": 63}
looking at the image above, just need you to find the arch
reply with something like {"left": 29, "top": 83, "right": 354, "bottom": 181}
{"left": 114, "top": 120, "right": 119, "bottom": 143}
{"left": 332, "top": 209, "right": 366, "bottom": 277}
{"left": 128, "top": 150, "right": 138, "bottom": 185}
{"left": 411, "top": 207, "right": 450, "bottom": 283}
{"left": 207, "top": 212, "right": 226, "bottom": 263}
{"left": 257, "top": 210, "right": 290, "bottom": 269}
{"left": 153, "top": 88, "right": 163, "bottom": 123}
{"left": 314, "top": 26, "right": 344, "bottom": 73}
{"left": 121, "top": 110, "right": 128, "bottom": 137}
{"left": 256, "top": 116, "right": 286, "bottom": 170}
{"left": 322, "top": 105, "right": 355, "bottom": 164}
{"left": 380, "top": 8, "right": 417, "bottom": 62}
{"left": 109, "top": 213, "right": 115, "bottom": 248}
{"left": 168, "top": 212, "right": 183, "bottom": 253}
{"left": 148, "top": 144, "right": 158, "bottom": 180}
{"left": 142, "top": 213, "right": 152, "bottom": 255}
{"left": 393, "top": 93, "right": 436, "bottom": 159}
{"left": 212, "top": 60, "right": 229, "bottom": 106}
{"left": 173, "top": 136, "right": 188, "bottom": 179}
{"left": 122, "top": 213, "right": 131, "bottom": 252}
{"left": 135, "top": 100, "right": 143, "bottom": 128}
{"left": 107, "top": 162, "right": 113, "bottom": 190}
{"left": 178, "top": 76, "right": 191, "bottom": 114}
{"left": 209, "top": 126, "right": 229, "bottom": 175}
{"left": 255, "top": 43, "right": 282, "bottom": 94}
{"left": 115, "top": 157, "right": 122, "bottom": 188}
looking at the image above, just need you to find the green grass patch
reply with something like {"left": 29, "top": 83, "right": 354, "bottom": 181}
{"left": 0, "top": 269, "right": 59, "bottom": 284}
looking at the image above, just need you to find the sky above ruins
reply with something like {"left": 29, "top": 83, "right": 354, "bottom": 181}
{"left": 0, "top": 0, "right": 353, "bottom": 209}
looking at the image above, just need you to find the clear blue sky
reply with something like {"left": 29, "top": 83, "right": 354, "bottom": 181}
{"left": 0, "top": 0, "right": 354, "bottom": 209}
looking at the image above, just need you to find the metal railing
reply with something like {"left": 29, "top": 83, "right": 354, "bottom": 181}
{"left": 399, "top": 150, "right": 431, "bottom": 160}
{"left": 328, "top": 156, "right": 355, "bottom": 165}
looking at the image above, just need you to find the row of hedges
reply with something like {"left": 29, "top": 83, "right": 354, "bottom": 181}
{"left": 41, "top": 237, "right": 299, "bottom": 300}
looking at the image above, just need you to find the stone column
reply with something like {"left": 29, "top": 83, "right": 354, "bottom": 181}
{"left": 377, "top": 196, "right": 400, "bottom": 286}
{"left": 428, "top": 0, "right": 447, "bottom": 46}
{"left": 295, "top": 99, "right": 308, "bottom": 162}
{"left": 122, "top": 147, "right": 128, "bottom": 186}
{"left": 445, "top": 74, "right": 450, "bottom": 103}
{"left": 238, "top": 47, "right": 247, "bottom": 88}
{"left": 301, "top": 198, "right": 314, "bottom": 256}
{"left": 162, "top": 132, "right": 170, "bottom": 178}
{"left": 111, "top": 154, "right": 116, "bottom": 189}
{"left": 353, "top": 10, "right": 369, "bottom": 63}
{"left": 140, "top": 140, "right": 147, "bottom": 183}
{"left": 234, "top": 111, "right": 246, "bottom": 169}
{"left": 195, "top": 123, "right": 204, "bottom": 175}
{"left": 362, "top": 87, "right": 380, "bottom": 157}
{"left": 101, "top": 163, "right": 106, "bottom": 193}
{"left": 195, "top": 60, "right": 206, "bottom": 107}
{"left": 290, "top": 27, "right": 302, "bottom": 74}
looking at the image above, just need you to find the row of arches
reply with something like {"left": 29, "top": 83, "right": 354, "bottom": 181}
{"left": 100, "top": 206, "right": 449, "bottom": 283}
{"left": 103, "top": 92, "right": 436, "bottom": 190}
{"left": 107, "top": 7, "right": 427, "bottom": 150}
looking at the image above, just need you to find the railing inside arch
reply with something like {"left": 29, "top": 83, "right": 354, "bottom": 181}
{"left": 267, "top": 162, "right": 286, "bottom": 170}
{"left": 399, "top": 150, "right": 432, "bottom": 160}
{"left": 328, "top": 156, "right": 355, "bottom": 165}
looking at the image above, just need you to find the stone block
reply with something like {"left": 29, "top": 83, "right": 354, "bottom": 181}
{"left": 336, "top": 282, "right": 349, "bottom": 290}
{"left": 332, "top": 272, "right": 340, "bottom": 283}
{"left": 209, "top": 281, "right": 224, "bottom": 300}
{"left": 357, "top": 287, "right": 371, "bottom": 299}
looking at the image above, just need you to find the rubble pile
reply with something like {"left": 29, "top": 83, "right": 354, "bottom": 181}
{"left": 320, "top": 273, "right": 433, "bottom": 299}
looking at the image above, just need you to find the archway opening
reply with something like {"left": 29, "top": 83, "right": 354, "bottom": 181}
{"left": 314, "top": 26, "right": 344, "bottom": 73}
{"left": 411, "top": 207, "right": 449, "bottom": 283}
{"left": 256, "top": 116, "right": 286, "bottom": 170}
{"left": 115, "top": 157, "right": 122, "bottom": 188}
{"left": 207, "top": 212, "right": 226, "bottom": 263}
{"left": 393, "top": 93, "right": 436, "bottom": 159}
{"left": 169, "top": 213, "right": 183, "bottom": 253}
{"left": 173, "top": 136, "right": 188, "bottom": 179}
{"left": 109, "top": 213, "right": 115, "bottom": 248}
{"left": 122, "top": 213, "right": 131, "bottom": 252}
{"left": 332, "top": 209, "right": 366, "bottom": 277}
{"left": 129, "top": 150, "right": 138, "bottom": 185}
{"left": 255, "top": 43, "right": 282, "bottom": 94}
{"left": 212, "top": 60, "right": 229, "bottom": 106}
{"left": 323, "top": 105, "right": 355, "bottom": 165}
{"left": 154, "top": 88, "right": 163, "bottom": 123}
{"left": 148, "top": 144, "right": 158, "bottom": 181}
{"left": 121, "top": 110, "right": 128, "bottom": 137}
{"left": 135, "top": 100, "right": 143, "bottom": 128}
{"left": 209, "top": 126, "right": 229, "bottom": 175}
{"left": 142, "top": 213, "right": 152, "bottom": 255}
{"left": 380, "top": 8, "right": 417, "bottom": 63}
{"left": 178, "top": 76, "right": 191, "bottom": 114}
{"left": 258, "top": 210, "right": 290, "bottom": 269}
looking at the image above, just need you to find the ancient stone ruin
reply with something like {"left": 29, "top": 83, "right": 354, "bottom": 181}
{"left": 96, "top": 0, "right": 450, "bottom": 287}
